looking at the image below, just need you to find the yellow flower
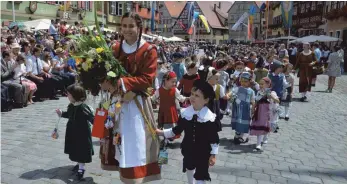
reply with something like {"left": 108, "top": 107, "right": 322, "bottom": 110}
{"left": 86, "top": 58, "right": 93, "bottom": 64}
{"left": 96, "top": 48, "right": 104, "bottom": 53}
{"left": 75, "top": 57, "right": 82, "bottom": 65}
{"left": 96, "top": 36, "right": 101, "bottom": 41}
{"left": 82, "top": 62, "right": 89, "bottom": 71}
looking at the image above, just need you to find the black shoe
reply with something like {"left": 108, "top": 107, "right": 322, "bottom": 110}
{"left": 77, "top": 169, "right": 85, "bottom": 180}
{"left": 300, "top": 97, "right": 305, "bottom": 102}
{"left": 279, "top": 117, "right": 285, "bottom": 120}
{"left": 285, "top": 117, "right": 289, "bottom": 121}
{"left": 303, "top": 96, "right": 307, "bottom": 100}
{"left": 50, "top": 96, "right": 59, "bottom": 100}
{"left": 233, "top": 137, "right": 241, "bottom": 145}
{"left": 13, "top": 103, "right": 24, "bottom": 109}
{"left": 72, "top": 164, "right": 79, "bottom": 172}
{"left": 33, "top": 97, "right": 44, "bottom": 102}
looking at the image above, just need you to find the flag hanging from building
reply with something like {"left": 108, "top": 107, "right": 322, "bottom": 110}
{"left": 178, "top": 20, "right": 186, "bottom": 31}
{"left": 151, "top": 1, "right": 156, "bottom": 32}
{"left": 188, "top": 11, "right": 199, "bottom": 35}
{"left": 281, "top": 1, "right": 293, "bottom": 28}
{"left": 198, "top": 15, "right": 210, "bottom": 33}
{"left": 187, "top": 2, "right": 194, "bottom": 28}
{"left": 231, "top": 12, "right": 249, "bottom": 31}
{"left": 248, "top": 5, "right": 256, "bottom": 40}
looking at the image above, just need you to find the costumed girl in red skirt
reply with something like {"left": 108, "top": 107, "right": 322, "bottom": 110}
{"left": 152, "top": 71, "right": 187, "bottom": 146}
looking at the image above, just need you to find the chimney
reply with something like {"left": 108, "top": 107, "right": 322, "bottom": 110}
{"left": 218, "top": 2, "right": 221, "bottom": 9}
{"left": 214, "top": 4, "right": 216, "bottom": 11}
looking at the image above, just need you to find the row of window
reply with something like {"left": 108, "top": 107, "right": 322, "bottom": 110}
{"left": 159, "top": 19, "right": 173, "bottom": 25}
{"left": 45, "top": 1, "right": 93, "bottom": 11}
{"left": 157, "top": 28, "right": 172, "bottom": 32}
{"left": 326, "top": 1, "right": 346, "bottom": 13}
{"left": 109, "top": 2, "right": 123, "bottom": 16}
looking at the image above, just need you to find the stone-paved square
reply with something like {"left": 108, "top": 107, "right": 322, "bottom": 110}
{"left": 1, "top": 75, "right": 347, "bottom": 184}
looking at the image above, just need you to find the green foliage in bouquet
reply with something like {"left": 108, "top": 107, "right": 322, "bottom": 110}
{"left": 67, "top": 4, "right": 126, "bottom": 94}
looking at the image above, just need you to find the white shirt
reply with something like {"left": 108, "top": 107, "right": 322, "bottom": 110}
{"left": 26, "top": 56, "right": 43, "bottom": 75}
{"left": 13, "top": 63, "right": 26, "bottom": 80}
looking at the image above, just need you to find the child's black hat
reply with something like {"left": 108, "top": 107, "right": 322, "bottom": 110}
{"left": 192, "top": 79, "right": 215, "bottom": 101}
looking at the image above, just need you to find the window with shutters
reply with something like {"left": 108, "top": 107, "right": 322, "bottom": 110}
{"left": 311, "top": 2, "right": 316, "bottom": 11}
{"left": 110, "top": 2, "right": 123, "bottom": 16}
{"left": 85, "top": 2, "right": 90, "bottom": 11}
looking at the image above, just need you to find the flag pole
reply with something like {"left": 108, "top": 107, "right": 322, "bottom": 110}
{"left": 287, "top": 28, "right": 290, "bottom": 49}
{"left": 12, "top": 1, "right": 15, "bottom": 22}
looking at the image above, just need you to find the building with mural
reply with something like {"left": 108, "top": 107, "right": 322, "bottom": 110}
{"left": 172, "top": 1, "right": 232, "bottom": 44}
{"left": 157, "top": 1, "right": 186, "bottom": 37}
{"left": 1, "top": 1, "right": 104, "bottom": 26}
{"left": 228, "top": 1, "right": 261, "bottom": 42}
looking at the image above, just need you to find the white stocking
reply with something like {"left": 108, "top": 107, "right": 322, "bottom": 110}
{"left": 186, "top": 169, "right": 195, "bottom": 184}
{"left": 284, "top": 106, "right": 290, "bottom": 117}
{"left": 257, "top": 135, "right": 263, "bottom": 146}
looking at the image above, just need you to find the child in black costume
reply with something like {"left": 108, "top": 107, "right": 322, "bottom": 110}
{"left": 56, "top": 84, "right": 94, "bottom": 180}
{"left": 156, "top": 79, "right": 220, "bottom": 184}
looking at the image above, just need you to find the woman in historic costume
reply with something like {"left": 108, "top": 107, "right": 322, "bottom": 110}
{"left": 78, "top": 12, "right": 161, "bottom": 183}
{"left": 110, "top": 12, "right": 161, "bottom": 183}
{"left": 294, "top": 42, "right": 317, "bottom": 102}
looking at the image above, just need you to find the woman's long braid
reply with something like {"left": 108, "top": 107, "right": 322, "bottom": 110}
{"left": 117, "top": 35, "right": 124, "bottom": 59}
{"left": 134, "top": 26, "right": 143, "bottom": 61}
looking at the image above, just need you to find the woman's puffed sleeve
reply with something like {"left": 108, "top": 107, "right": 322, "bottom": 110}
{"left": 120, "top": 47, "right": 158, "bottom": 92}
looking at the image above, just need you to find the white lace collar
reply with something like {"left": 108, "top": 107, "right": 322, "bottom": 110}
{"left": 122, "top": 38, "right": 146, "bottom": 54}
{"left": 302, "top": 50, "right": 312, "bottom": 56}
{"left": 72, "top": 102, "right": 83, "bottom": 106}
{"left": 180, "top": 106, "right": 216, "bottom": 123}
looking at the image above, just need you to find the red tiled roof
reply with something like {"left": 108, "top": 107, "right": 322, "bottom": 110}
{"left": 164, "top": 1, "right": 187, "bottom": 18}
{"left": 196, "top": 1, "right": 233, "bottom": 29}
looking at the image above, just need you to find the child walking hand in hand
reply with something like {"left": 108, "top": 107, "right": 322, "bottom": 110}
{"left": 156, "top": 79, "right": 220, "bottom": 184}
{"left": 56, "top": 84, "right": 94, "bottom": 180}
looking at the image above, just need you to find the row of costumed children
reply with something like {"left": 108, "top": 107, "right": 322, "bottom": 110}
{"left": 152, "top": 58, "right": 294, "bottom": 151}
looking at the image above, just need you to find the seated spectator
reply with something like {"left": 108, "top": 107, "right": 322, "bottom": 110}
{"left": 1, "top": 51, "right": 26, "bottom": 108}
{"left": 11, "top": 42, "right": 21, "bottom": 60}
{"left": 52, "top": 48, "right": 75, "bottom": 92}
{"left": 13, "top": 54, "right": 37, "bottom": 105}
{"left": 26, "top": 47, "right": 59, "bottom": 101}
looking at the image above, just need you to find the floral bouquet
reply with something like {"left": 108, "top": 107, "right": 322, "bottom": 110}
{"left": 67, "top": 7, "right": 127, "bottom": 95}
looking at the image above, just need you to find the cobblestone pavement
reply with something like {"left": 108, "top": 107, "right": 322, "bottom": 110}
{"left": 2, "top": 74, "right": 347, "bottom": 184}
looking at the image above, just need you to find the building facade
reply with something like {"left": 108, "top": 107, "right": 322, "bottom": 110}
{"left": 292, "top": 1, "right": 325, "bottom": 37}
{"left": 157, "top": 1, "right": 186, "bottom": 37}
{"left": 228, "top": 1, "right": 261, "bottom": 42}
{"left": 323, "top": 1, "right": 347, "bottom": 45}
{"left": 173, "top": 1, "right": 232, "bottom": 45}
{"left": 266, "top": 2, "right": 285, "bottom": 38}
{"left": 105, "top": 1, "right": 132, "bottom": 32}
{"left": 1, "top": 1, "right": 103, "bottom": 26}
{"left": 131, "top": 1, "right": 160, "bottom": 34}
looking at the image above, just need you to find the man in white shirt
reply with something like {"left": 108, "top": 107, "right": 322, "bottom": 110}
{"left": 26, "top": 47, "right": 59, "bottom": 101}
